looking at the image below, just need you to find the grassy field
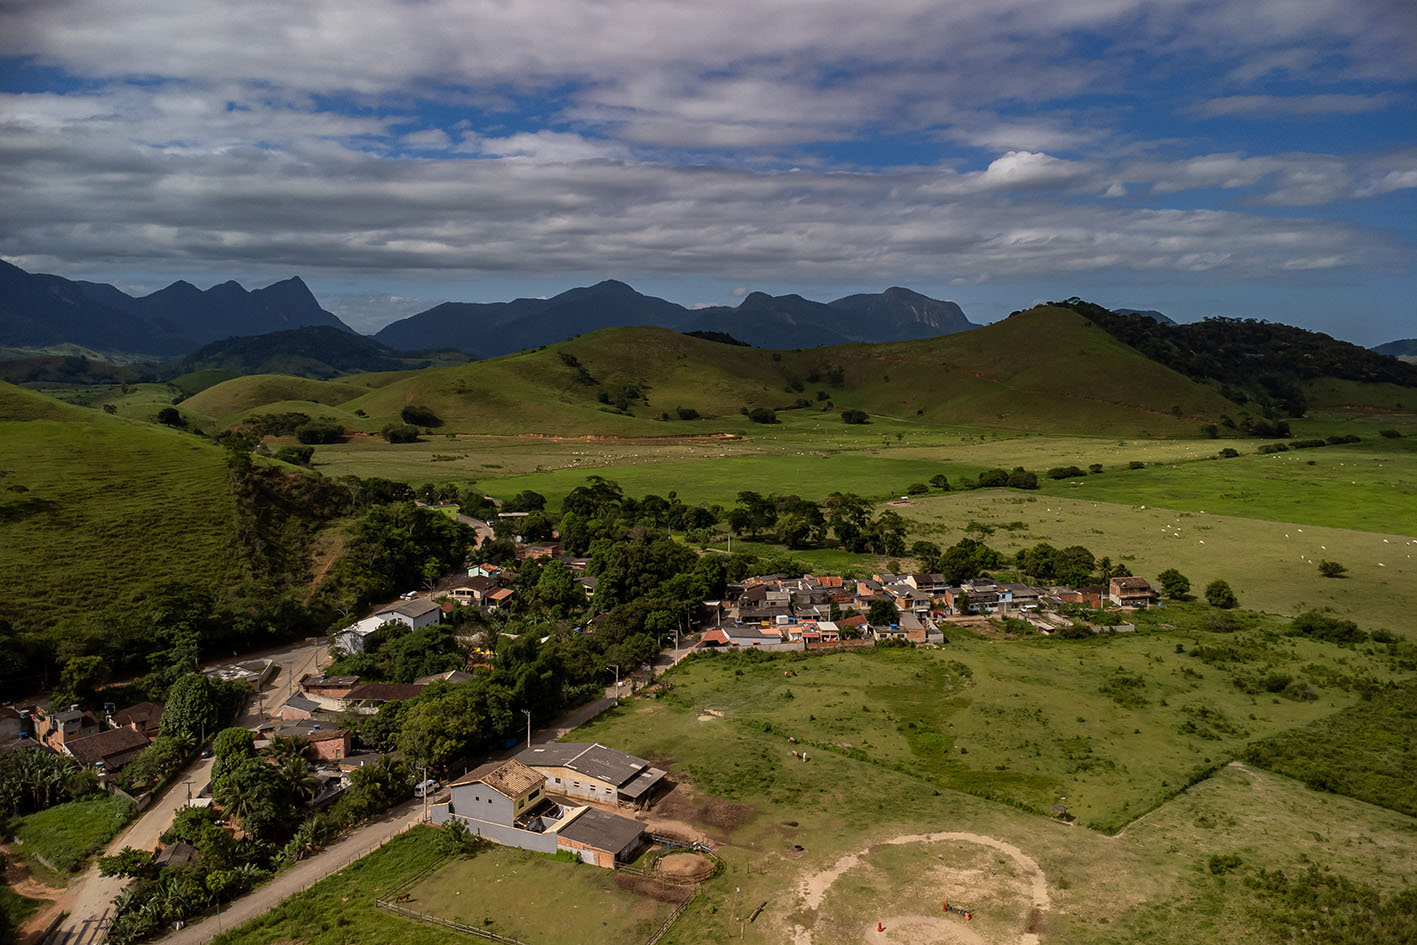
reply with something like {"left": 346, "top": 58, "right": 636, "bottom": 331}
{"left": 210, "top": 829, "right": 456, "bottom": 945}
{"left": 409, "top": 845, "right": 685, "bottom": 945}
{"left": 0, "top": 384, "right": 247, "bottom": 640}
{"left": 216, "top": 641, "right": 1416, "bottom": 945}
{"left": 11, "top": 794, "right": 135, "bottom": 874}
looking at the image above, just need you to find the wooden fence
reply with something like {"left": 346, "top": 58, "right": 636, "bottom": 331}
{"left": 374, "top": 900, "right": 530, "bottom": 945}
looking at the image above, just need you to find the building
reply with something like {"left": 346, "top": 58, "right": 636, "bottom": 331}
{"left": 110, "top": 701, "right": 164, "bottom": 739}
{"left": 65, "top": 727, "right": 151, "bottom": 771}
{"left": 430, "top": 759, "right": 647, "bottom": 868}
{"left": 513, "top": 742, "right": 667, "bottom": 809}
{"left": 1109, "top": 577, "right": 1157, "bottom": 608}
{"left": 36, "top": 706, "right": 99, "bottom": 753}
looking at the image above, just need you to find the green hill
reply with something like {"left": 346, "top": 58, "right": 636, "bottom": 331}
{"left": 0, "top": 383, "right": 246, "bottom": 680}
{"left": 342, "top": 307, "right": 1238, "bottom": 436}
{"left": 182, "top": 374, "right": 373, "bottom": 423}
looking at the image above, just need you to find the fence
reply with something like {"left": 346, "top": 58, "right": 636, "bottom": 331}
{"left": 643, "top": 890, "right": 697, "bottom": 945}
{"left": 374, "top": 900, "right": 530, "bottom": 945}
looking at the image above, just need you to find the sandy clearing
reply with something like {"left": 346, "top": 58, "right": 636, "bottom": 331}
{"left": 793, "top": 832, "right": 1050, "bottom": 945}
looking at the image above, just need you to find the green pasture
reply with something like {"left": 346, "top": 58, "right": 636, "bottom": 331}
{"left": 210, "top": 828, "right": 455, "bottom": 945}
{"left": 0, "top": 390, "right": 245, "bottom": 637}
{"left": 409, "top": 845, "right": 684, "bottom": 945}
{"left": 632, "top": 636, "right": 1406, "bottom": 833}
{"left": 1034, "top": 436, "right": 1417, "bottom": 534}
{"left": 11, "top": 793, "right": 135, "bottom": 874}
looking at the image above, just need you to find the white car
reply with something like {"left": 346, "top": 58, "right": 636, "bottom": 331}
{"left": 414, "top": 779, "right": 440, "bottom": 797}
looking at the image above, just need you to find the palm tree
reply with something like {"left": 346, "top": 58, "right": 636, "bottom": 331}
{"left": 281, "top": 758, "right": 319, "bottom": 802}
{"left": 263, "top": 734, "right": 308, "bottom": 766}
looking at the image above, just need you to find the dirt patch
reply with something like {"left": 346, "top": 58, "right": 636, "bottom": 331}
{"left": 612, "top": 873, "right": 693, "bottom": 904}
{"left": 656, "top": 853, "right": 716, "bottom": 883}
{"left": 699, "top": 795, "right": 756, "bottom": 831}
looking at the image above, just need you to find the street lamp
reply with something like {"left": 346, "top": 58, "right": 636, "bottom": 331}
{"left": 521, "top": 709, "right": 531, "bottom": 749}
{"left": 609, "top": 664, "right": 620, "bottom": 704}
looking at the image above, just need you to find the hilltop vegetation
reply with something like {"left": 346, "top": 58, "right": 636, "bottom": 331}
{"left": 169, "top": 325, "right": 470, "bottom": 380}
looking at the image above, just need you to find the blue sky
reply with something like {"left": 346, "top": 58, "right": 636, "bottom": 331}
{"left": 1, "top": 0, "right": 1414, "bottom": 343}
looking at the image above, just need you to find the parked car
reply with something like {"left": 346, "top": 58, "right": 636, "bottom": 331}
{"left": 414, "top": 779, "right": 440, "bottom": 797}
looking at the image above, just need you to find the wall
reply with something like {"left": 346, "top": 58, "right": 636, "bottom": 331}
{"left": 430, "top": 806, "right": 559, "bottom": 855}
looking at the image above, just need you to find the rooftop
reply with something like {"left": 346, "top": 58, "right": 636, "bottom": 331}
{"left": 514, "top": 742, "right": 650, "bottom": 788}
{"left": 455, "top": 758, "right": 544, "bottom": 798}
{"left": 66, "top": 727, "right": 149, "bottom": 767}
{"left": 557, "top": 806, "right": 645, "bottom": 853}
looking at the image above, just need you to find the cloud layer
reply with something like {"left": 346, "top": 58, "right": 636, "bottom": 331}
{"left": 1, "top": 0, "right": 1414, "bottom": 332}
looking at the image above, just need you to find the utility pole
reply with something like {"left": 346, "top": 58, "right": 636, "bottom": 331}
{"left": 521, "top": 709, "right": 531, "bottom": 749}
{"left": 609, "top": 664, "right": 620, "bottom": 704}
{"left": 422, "top": 764, "right": 429, "bottom": 822}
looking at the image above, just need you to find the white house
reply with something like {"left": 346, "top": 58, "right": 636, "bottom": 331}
{"left": 374, "top": 597, "right": 443, "bottom": 630}
{"left": 334, "top": 616, "right": 391, "bottom": 655}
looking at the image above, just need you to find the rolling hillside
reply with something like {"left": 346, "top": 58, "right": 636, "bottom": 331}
{"left": 182, "top": 374, "right": 375, "bottom": 423}
{"left": 168, "top": 325, "right": 471, "bottom": 379}
{"left": 0, "top": 383, "right": 246, "bottom": 651}
{"left": 341, "top": 306, "right": 1239, "bottom": 436}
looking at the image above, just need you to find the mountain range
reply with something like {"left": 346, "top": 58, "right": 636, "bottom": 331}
{"left": 371, "top": 281, "right": 979, "bottom": 356}
{"left": 0, "top": 259, "right": 350, "bottom": 357}
{"left": 0, "top": 260, "right": 979, "bottom": 360}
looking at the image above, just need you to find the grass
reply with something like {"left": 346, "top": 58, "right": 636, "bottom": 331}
{"left": 10, "top": 793, "right": 135, "bottom": 874}
{"left": 0, "top": 884, "right": 44, "bottom": 927}
{"left": 0, "top": 383, "right": 246, "bottom": 639}
{"left": 638, "top": 634, "right": 1405, "bottom": 833}
{"left": 1241, "top": 678, "right": 1417, "bottom": 817}
{"left": 409, "top": 845, "right": 685, "bottom": 945}
{"left": 180, "top": 374, "right": 372, "bottom": 423}
{"left": 211, "top": 828, "right": 454, "bottom": 945}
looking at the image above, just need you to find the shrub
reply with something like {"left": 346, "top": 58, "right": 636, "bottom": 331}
{"left": 155, "top": 407, "right": 184, "bottom": 427}
{"left": 1047, "top": 465, "right": 1086, "bottom": 480}
{"left": 400, "top": 404, "right": 442, "bottom": 427}
{"left": 675, "top": 407, "right": 700, "bottom": 420}
{"left": 747, "top": 407, "right": 778, "bottom": 424}
{"left": 1205, "top": 579, "right": 1238, "bottom": 609}
{"left": 1379, "top": 428, "right": 1402, "bottom": 438}
{"left": 1318, "top": 559, "right": 1347, "bottom": 579}
{"left": 840, "top": 408, "right": 869, "bottom": 424}
{"left": 905, "top": 482, "right": 929, "bottom": 495}
{"left": 1007, "top": 467, "right": 1039, "bottom": 489}
{"left": 1128, "top": 460, "right": 1145, "bottom": 469}
{"left": 1218, "top": 447, "right": 1240, "bottom": 458}
{"left": 295, "top": 420, "right": 344, "bottom": 444}
{"left": 1256, "top": 442, "right": 1288, "bottom": 454}
{"left": 381, "top": 423, "right": 419, "bottom": 443}
{"left": 274, "top": 445, "right": 314, "bottom": 466}
{"left": 929, "top": 474, "right": 951, "bottom": 491}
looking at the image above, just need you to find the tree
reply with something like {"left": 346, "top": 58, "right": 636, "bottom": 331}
{"left": 1157, "top": 568, "right": 1191, "bottom": 599}
{"left": 1318, "top": 560, "right": 1348, "bottom": 579}
{"left": 928, "top": 474, "right": 951, "bottom": 491}
{"left": 400, "top": 404, "right": 442, "bottom": 427}
{"left": 211, "top": 727, "right": 256, "bottom": 783}
{"left": 1006, "top": 467, "right": 1039, "bottom": 490}
{"left": 381, "top": 422, "right": 419, "bottom": 443}
{"left": 841, "top": 409, "right": 869, "bottom": 424}
{"left": 160, "top": 674, "right": 225, "bottom": 745}
{"left": 99, "top": 847, "right": 154, "bottom": 879}
{"left": 213, "top": 756, "right": 293, "bottom": 840}
{"left": 156, "top": 406, "right": 185, "bottom": 427}
{"left": 295, "top": 419, "right": 344, "bottom": 444}
{"left": 747, "top": 407, "right": 778, "bottom": 424}
{"left": 50, "top": 655, "right": 109, "bottom": 709}
{"left": 867, "top": 600, "right": 899, "bottom": 627}
{"left": 263, "top": 734, "right": 309, "bottom": 766}
{"left": 1205, "top": 579, "right": 1238, "bottom": 609}
{"left": 532, "top": 559, "right": 584, "bottom": 617}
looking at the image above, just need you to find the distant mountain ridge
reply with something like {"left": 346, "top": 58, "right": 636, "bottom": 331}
{"left": 1372, "top": 338, "right": 1417, "bottom": 361}
{"left": 373, "top": 280, "right": 979, "bottom": 355}
{"left": 1114, "top": 307, "right": 1178, "bottom": 325}
{"left": 0, "top": 259, "right": 351, "bottom": 357}
{"left": 170, "top": 326, "right": 471, "bottom": 379}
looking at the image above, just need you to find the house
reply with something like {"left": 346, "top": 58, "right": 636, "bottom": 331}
{"left": 37, "top": 706, "right": 99, "bottom": 752}
{"left": 578, "top": 575, "right": 598, "bottom": 599}
{"left": 1109, "top": 577, "right": 1157, "bottom": 608}
{"left": 513, "top": 742, "right": 667, "bottom": 809}
{"left": 280, "top": 693, "right": 321, "bottom": 721}
{"left": 206, "top": 658, "right": 276, "bottom": 690}
{"left": 65, "top": 727, "right": 151, "bottom": 771}
{"left": 339, "top": 683, "right": 427, "bottom": 715}
{"left": 467, "top": 563, "right": 503, "bottom": 579}
{"left": 301, "top": 728, "right": 351, "bottom": 761}
{"left": 374, "top": 597, "right": 443, "bottom": 630}
{"left": 897, "top": 611, "right": 929, "bottom": 643}
{"left": 430, "top": 759, "right": 647, "bottom": 868}
{"left": 447, "top": 576, "right": 500, "bottom": 607}
{"left": 154, "top": 841, "right": 199, "bottom": 868}
{"left": 484, "top": 587, "right": 515, "bottom": 611}
{"left": 110, "top": 701, "right": 164, "bottom": 739}
{"left": 300, "top": 675, "right": 362, "bottom": 706}
{"left": 0, "top": 706, "right": 30, "bottom": 741}
{"left": 697, "top": 627, "right": 785, "bottom": 649}
{"left": 334, "top": 616, "right": 394, "bottom": 655}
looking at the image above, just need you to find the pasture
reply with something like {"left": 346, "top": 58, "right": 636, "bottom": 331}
{"left": 407, "top": 846, "right": 687, "bottom": 945}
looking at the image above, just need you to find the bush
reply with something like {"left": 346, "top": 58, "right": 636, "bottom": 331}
{"left": 1219, "top": 447, "right": 1240, "bottom": 458}
{"left": 1205, "top": 579, "right": 1238, "bottom": 609}
{"left": 1128, "top": 460, "right": 1145, "bottom": 469}
{"left": 1318, "top": 559, "right": 1347, "bottom": 579}
{"left": 905, "top": 482, "right": 929, "bottom": 495}
{"left": 274, "top": 445, "right": 314, "bottom": 466}
{"left": 675, "top": 407, "right": 700, "bottom": 420}
{"left": 747, "top": 407, "right": 778, "bottom": 424}
{"left": 381, "top": 423, "right": 419, "bottom": 443}
{"left": 1047, "top": 465, "right": 1087, "bottom": 479}
{"left": 1256, "top": 442, "right": 1288, "bottom": 454}
{"left": 1007, "top": 467, "right": 1039, "bottom": 489}
{"left": 929, "top": 474, "right": 951, "bottom": 491}
{"left": 1289, "top": 438, "right": 1326, "bottom": 449}
{"left": 295, "top": 420, "right": 344, "bottom": 444}
{"left": 400, "top": 404, "right": 442, "bottom": 427}
{"left": 840, "top": 408, "right": 869, "bottom": 424}
{"left": 1379, "top": 428, "right": 1402, "bottom": 438}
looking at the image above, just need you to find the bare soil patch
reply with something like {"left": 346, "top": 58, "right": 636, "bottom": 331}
{"left": 612, "top": 873, "right": 693, "bottom": 904}
{"left": 656, "top": 852, "right": 716, "bottom": 882}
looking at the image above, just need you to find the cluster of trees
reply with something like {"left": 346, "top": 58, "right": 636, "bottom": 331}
{"left": 1055, "top": 297, "right": 1417, "bottom": 418}
{"left": 726, "top": 490, "right": 908, "bottom": 554}
{"left": 0, "top": 746, "right": 98, "bottom": 815}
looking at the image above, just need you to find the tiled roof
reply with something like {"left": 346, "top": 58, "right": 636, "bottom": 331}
{"left": 457, "top": 758, "right": 544, "bottom": 798}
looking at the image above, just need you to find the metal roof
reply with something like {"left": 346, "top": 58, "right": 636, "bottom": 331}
{"left": 514, "top": 742, "right": 650, "bottom": 788}
{"left": 557, "top": 807, "right": 645, "bottom": 853}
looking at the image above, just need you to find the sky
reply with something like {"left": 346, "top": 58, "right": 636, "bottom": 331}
{"left": 1, "top": 0, "right": 1415, "bottom": 343}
